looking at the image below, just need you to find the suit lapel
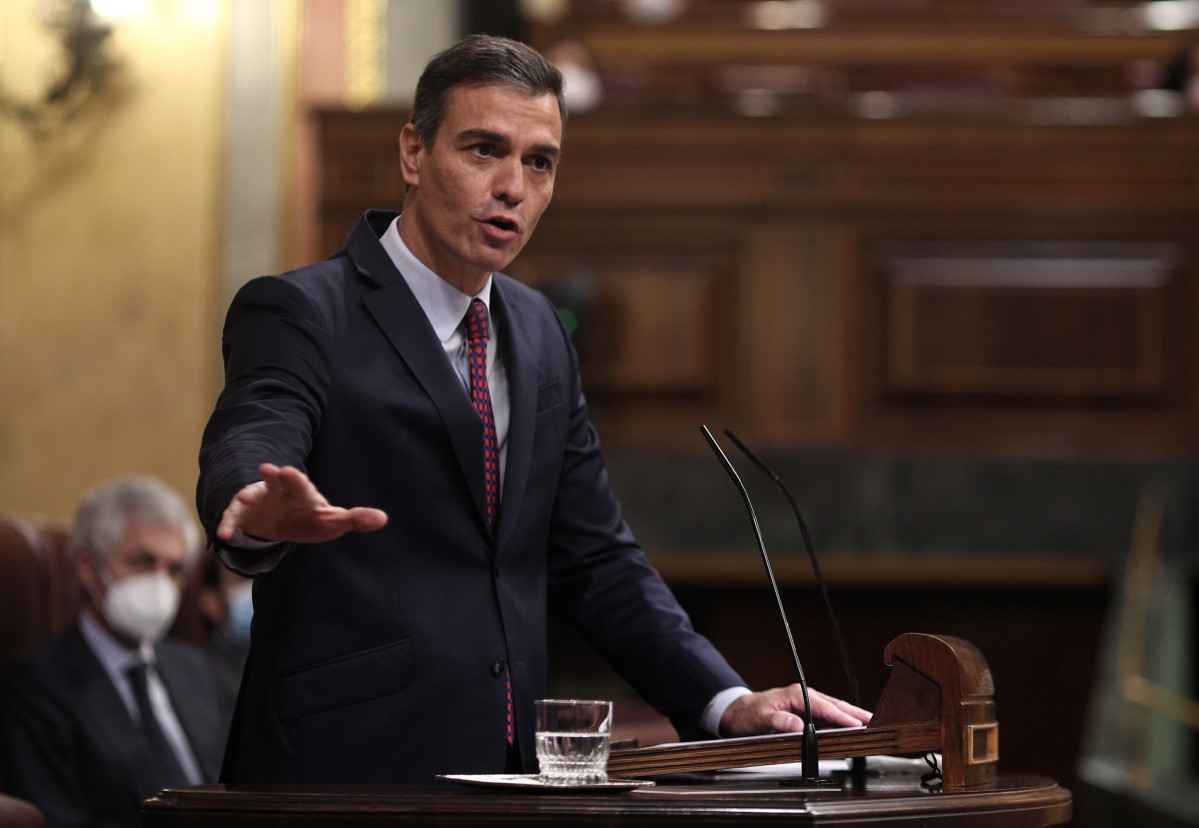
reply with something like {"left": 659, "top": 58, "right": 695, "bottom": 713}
{"left": 490, "top": 280, "right": 536, "bottom": 557}
{"left": 63, "top": 628, "right": 163, "bottom": 798}
{"left": 351, "top": 212, "right": 494, "bottom": 536}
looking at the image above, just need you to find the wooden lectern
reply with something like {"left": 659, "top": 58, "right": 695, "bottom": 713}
{"left": 142, "top": 634, "right": 1071, "bottom": 827}
{"left": 608, "top": 632, "right": 1000, "bottom": 789}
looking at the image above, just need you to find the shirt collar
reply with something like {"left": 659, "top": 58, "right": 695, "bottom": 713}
{"left": 380, "top": 216, "right": 493, "bottom": 344}
{"left": 79, "top": 611, "right": 155, "bottom": 674}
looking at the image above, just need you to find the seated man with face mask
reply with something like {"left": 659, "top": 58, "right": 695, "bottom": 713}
{"left": 2, "top": 476, "right": 232, "bottom": 828}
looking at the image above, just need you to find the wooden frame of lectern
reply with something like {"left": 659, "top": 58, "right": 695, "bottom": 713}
{"left": 609, "top": 632, "right": 1000, "bottom": 789}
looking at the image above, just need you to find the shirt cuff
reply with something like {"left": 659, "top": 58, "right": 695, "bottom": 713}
{"left": 700, "top": 686, "right": 752, "bottom": 737}
{"left": 228, "top": 527, "right": 284, "bottom": 550}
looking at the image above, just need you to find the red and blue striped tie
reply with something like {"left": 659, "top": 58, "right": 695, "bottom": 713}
{"left": 465, "top": 298, "right": 513, "bottom": 744}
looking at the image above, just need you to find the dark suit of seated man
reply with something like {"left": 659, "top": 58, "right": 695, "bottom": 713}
{"left": 2, "top": 476, "right": 232, "bottom": 828}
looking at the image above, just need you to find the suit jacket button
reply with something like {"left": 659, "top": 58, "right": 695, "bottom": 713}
{"left": 491, "top": 658, "right": 507, "bottom": 677}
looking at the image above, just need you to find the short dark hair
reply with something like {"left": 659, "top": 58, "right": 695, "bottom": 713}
{"left": 410, "top": 34, "right": 566, "bottom": 147}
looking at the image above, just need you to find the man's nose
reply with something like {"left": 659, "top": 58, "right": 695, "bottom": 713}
{"left": 151, "top": 559, "right": 184, "bottom": 581}
{"left": 493, "top": 158, "right": 526, "bottom": 204}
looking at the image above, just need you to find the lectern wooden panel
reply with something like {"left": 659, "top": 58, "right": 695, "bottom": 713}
{"left": 142, "top": 773, "right": 1071, "bottom": 827}
{"left": 608, "top": 633, "right": 998, "bottom": 789}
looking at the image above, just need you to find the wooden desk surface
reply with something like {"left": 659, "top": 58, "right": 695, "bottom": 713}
{"left": 142, "top": 771, "right": 1071, "bottom": 827}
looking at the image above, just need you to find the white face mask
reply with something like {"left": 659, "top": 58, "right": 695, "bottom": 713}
{"left": 99, "top": 571, "right": 181, "bottom": 644}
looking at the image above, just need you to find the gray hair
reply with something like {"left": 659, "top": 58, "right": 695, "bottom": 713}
{"left": 409, "top": 34, "right": 566, "bottom": 147}
{"left": 68, "top": 476, "right": 202, "bottom": 569}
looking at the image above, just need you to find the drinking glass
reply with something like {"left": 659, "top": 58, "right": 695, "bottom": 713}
{"left": 534, "top": 699, "right": 612, "bottom": 785}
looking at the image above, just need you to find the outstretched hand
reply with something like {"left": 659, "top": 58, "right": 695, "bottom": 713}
{"left": 216, "top": 463, "right": 389, "bottom": 545}
{"left": 720, "top": 684, "right": 872, "bottom": 738}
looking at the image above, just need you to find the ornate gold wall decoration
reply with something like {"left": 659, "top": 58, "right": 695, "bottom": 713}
{"left": 0, "top": 0, "right": 122, "bottom": 139}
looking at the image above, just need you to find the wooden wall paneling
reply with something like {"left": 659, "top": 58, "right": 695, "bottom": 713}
{"left": 879, "top": 242, "right": 1179, "bottom": 399}
{"left": 837, "top": 117, "right": 1199, "bottom": 453}
{"left": 317, "top": 109, "right": 405, "bottom": 257}
{"left": 512, "top": 212, "right": 743, "bottom": 447}
{"left": 741, "top": 221, "right": 844, "bottom": 443}
{"left": 842, "top": 122, "right": 1199, "bottom": 215}
{"left": 525, "top": 14, "right": 1195, "bottom": 115}
{"left": 316, "top": 108, "right": 1199, "bottom": 452}
{"left": 852, "top": 235, "right": 1197, "bottom": 454}
{"left": 555, "top": 27, "right": 1191, "bottom": 72}
{"left": 559, "top": 256, "right": 725, "bottom": 396}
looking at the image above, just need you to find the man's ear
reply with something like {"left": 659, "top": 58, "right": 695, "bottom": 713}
{"left": 76, "top": 548, "right": 102, "bottom": 597}
{"left": 399, "top": 123, "right": 423, "bottom": 189}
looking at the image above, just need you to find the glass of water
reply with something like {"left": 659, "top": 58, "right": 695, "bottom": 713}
{"left": 535, "top": 699, "right": 613, "bottom": 785}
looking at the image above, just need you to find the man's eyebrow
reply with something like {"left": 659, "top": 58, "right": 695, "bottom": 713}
{"left": 457, "top": 128, "right": 560, "bottom": 157}
{"left": 458, "top": 128, "right": 507, "bottom": 145}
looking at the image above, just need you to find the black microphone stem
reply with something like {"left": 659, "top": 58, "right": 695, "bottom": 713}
{"left": 723, "top": 428, "right": 871, "bottom": 779}
{"left": 722, "top": 429, "right": 861, "bottom": 710}
{"left": 700, "top": 426, "right": 821, "bottom": 784}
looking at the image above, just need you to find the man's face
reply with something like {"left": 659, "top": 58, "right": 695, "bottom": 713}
{"left": 79, "top": 520, "right": 189, "bottom": 603}
{"left": 398, "top": 82, "right": 562, "bottom": 294}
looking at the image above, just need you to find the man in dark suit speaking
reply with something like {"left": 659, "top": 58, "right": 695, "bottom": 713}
{"left": 197, "top": 34, "right": 869, "bottom": 785}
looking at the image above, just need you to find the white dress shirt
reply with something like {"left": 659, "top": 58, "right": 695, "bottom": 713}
{"left": 380, "top": 216, "right": 510, "bottom": 479}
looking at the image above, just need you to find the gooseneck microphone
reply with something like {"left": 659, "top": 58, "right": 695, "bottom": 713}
{"left": 722, "top": 428, "right": 873, "bottom": 780}
{"left": 700, "top": 425, "right": 830, "bottom": 786}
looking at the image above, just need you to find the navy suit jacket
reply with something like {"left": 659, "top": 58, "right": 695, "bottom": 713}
{"left": 197, "top": 210, "right": 743, "bottom": 784}
{"left": 2, "top": 624, "right": 229, "bottom": 828}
